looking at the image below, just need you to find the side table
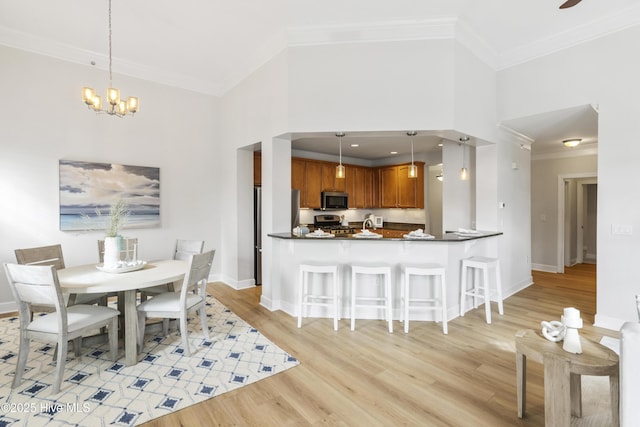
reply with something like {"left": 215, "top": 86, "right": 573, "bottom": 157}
{"left": 515, "top": 328, "right": 619, "bottom": 427}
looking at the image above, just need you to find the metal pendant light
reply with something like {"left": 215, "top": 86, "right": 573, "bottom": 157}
{"left": 407, "top": 131, "right": 418, "bottom": 178}
{"left": 459, "top": 136, "right": 469, "bottom": 180}
{"left": 336, "top": 132, "right": 346, "bottom": 179}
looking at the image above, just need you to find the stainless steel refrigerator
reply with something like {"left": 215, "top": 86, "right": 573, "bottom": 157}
{"left": 254, "top": 188, "right": 301, "bottom": 285}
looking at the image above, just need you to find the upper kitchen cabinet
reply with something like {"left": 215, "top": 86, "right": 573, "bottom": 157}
{"left": 347, "top": 166, "right": 376, "bottom": 209}
{"left": 291, "top": 158, "right": 323, "bottom": 208}
{"left": 379, "top": 163, "right": 424, "bottom": 208}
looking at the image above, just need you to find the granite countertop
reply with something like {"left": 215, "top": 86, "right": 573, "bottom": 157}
{"left": 269, "top": 231, "right": 503, "bottom": 242}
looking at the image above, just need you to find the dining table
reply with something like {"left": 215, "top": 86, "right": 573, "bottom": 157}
{"left": 57, "top": 259, "right": 187, "bottom": 366}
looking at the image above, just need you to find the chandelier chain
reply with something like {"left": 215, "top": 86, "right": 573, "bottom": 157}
{"left": 108, "top": 0, "right": 113, "bottom": 87}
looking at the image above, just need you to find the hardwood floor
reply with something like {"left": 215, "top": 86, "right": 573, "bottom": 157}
{"left": 141, "top": 264, "right": 610, "bottom": 427}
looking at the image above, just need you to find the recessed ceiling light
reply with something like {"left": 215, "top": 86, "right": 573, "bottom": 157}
{"left": 350, "top": 143, "right": 359, "bottom": 147}
{"left": 390, "top": 151, "right": 398, "bottom": 154}
{"left": 437, "top": 143, "right": 443, "bottom": 147}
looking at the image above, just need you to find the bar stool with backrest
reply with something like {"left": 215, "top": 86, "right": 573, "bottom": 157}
{"left": 350, "top": 264, "right": 393, "bottom": 333}
{"left": 297, "top": 263, "right": 340, "bottom": 331}
{"left": 400, "top": 263, "right": 447, "bottom": 334}
{"left": 459, "top": 256, "right": 504, "bottom": 324}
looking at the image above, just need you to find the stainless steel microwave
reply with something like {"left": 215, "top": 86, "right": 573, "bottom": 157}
{"left": 321, "top": 191, "right": 348, "bottom": 210}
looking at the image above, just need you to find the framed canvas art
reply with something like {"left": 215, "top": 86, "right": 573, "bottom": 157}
{"left": 59, "top": 160, "right": 160, "bottom": 231}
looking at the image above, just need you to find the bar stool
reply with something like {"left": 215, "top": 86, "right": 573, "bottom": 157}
{"left": 350, "top": 265, "right": 393, "bottom": 333}
{"left": 400, "top": 263, "right": 447, "bottom": 334}
{"left": 460, "top": 256, "right": 504, "bottom": 324}
{"left": 297, "top": 263, "right": 340, "bottom": 331}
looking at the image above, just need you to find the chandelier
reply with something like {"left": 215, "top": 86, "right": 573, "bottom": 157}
{"left": 82, "top": 0, "right": 138, "bottom": 117}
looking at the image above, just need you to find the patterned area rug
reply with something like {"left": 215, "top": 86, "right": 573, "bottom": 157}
{"left": 0, "top": 295, "right": 299, "bottom": 426}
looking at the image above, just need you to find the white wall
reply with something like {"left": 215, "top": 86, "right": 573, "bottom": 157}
{"left": 0, "top": 45, "right": 220, "bottom": 312}
{"left": 498, "top": 26, "right": 640, "bottom": 327}
{"left": 530, "top": 155, "right": 597, "bottom": 271}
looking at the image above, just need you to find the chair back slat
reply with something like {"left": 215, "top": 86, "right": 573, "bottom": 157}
{"left": 180, "top": 250, "right": 215, "bottom": 304}
{"left": 174, "top": 239, "right": 205, "bottom": 261}
{"left": 15, "top": 244, "right": 65, "bottom": 270}
{"left": 4, "top": 263, "right": 67, "bottom": 317}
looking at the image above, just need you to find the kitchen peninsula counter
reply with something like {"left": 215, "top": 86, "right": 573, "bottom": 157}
{"left": 265, "top": 230, "right": 503, "bottom": 325}
{"left": 268, "top": 231, "right": 502, "bottom": 241}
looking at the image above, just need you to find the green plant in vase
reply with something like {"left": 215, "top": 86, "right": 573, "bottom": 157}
{"left": 104, "top": 198, "right": 130, "bottom": 238}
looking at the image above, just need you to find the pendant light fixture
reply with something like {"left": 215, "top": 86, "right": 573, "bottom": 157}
{"left": 459, "top": 136, "right": 469, "bottom": 180}
{"left": 407, "top": 131, "right": 418, "bottom": 178}
{"left": 82, "top": 0, "right": 139, "bottom": 117}
{"left": 336, "top": 132, "right": 346, "bottom": 179}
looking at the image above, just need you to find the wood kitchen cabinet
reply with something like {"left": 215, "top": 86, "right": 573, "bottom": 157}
{"left": 379, "top": 162, "right": 424, "bottom": 208}
{"left": 380, "top": 229, "right": 409, "bottom": 238}
{"left": 291, "top": 158, "right": 323, "bottom": 208}
{"left": 291, "top": 157, "right": 419, "bottom": 209}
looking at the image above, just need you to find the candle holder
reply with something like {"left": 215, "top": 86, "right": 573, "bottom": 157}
{"left": 561, "top": 307, "right": 583, "bottom": 354}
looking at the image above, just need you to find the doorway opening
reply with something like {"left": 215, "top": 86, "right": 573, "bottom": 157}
{"left": 557, "top": 173, "right": 597, "bottom": 273}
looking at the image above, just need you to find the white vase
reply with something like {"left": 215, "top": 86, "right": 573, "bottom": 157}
{"left": 103, "top": 236, "right": 122, "bottom": 268}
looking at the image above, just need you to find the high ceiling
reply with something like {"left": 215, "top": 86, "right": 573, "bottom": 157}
{"left": 1, "top": 0, "right": 631, "bottom": 157}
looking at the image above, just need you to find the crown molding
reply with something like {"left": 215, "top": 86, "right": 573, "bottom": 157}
{"left": 0, "top": 25, "right": 221, "bottom": 96}
{"left": 532, "top": 145, "right": 598, "bottom": 161}
{"left": 497, "top": 3, "right": 640, "bottom": 70}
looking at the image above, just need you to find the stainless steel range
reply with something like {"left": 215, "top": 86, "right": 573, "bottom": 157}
{"left": 313, "top": 214, "right": 356, "bottom": 236}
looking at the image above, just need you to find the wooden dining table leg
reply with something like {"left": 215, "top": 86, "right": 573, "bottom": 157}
{"left": 544, "top": 352, "right": 571, "bottom": 427}
{"left": 610, "top": 371, "right": 619, "bottom": 426}
{"left": 124, "top": 289, "right": 138, "bottom": 365}
{"left": 570, "top": 372, "right": 582, "bottom": 417}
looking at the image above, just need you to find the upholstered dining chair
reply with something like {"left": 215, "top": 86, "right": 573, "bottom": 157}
{"left": 15, "top": 244, "right": 107, "bottom": 311}
{"left": 136, "top": 249, "right": 215, "bottom": 356}
{"left": 3, "top": 263, "right": 119, "bottom": 394}
{"left": 140, "top": 239, "right": 205, "bottom": 302}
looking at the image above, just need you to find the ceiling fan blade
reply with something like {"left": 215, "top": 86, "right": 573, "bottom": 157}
{"left": 560, "top": 0, "right": 582, "bottom": 9}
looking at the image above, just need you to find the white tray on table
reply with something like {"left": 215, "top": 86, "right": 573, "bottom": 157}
{"left": 96, "top": 261, "right": 147, "bottom": 274}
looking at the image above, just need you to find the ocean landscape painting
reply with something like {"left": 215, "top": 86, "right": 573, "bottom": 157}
{"left": 59, "top": 160, "right": 160, "bottom": 231}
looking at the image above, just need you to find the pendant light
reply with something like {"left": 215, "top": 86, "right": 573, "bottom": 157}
{"left": 82, "top": 0, "right": 139, "bottom": 117}
{"left": 407, "top": 131, "right": 418, "bottom": 178}
{"left": 336, "top": 132, "right": 346, "bottom": 179}
{"left": 459, "top": 136, "right": 469, "bottom": 180}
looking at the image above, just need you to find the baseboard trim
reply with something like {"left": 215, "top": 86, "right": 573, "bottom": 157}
{"left": 532, "top": 263, "right": 558, "bottom": 273}
{"left": 594, "top": 314, "right": 625, "bottom": 332}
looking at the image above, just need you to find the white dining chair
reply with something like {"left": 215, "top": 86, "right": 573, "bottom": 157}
{"left": 4, "top": 263, "right": 120, "bottom": 394}
{"left": 136, "top": 250, "right": 215, "bottom": 356}
{"left": 140, "top": 239, "right": 205, "bottom": 302}
{"left": 15, "top": 244, "right": 107, "bottom": 311}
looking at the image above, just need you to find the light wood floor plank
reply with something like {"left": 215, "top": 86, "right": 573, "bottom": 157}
{"left": 141, "top": 264, "right": 609, "bottom": 427}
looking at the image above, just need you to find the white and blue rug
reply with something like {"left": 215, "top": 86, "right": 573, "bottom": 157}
{"left": 0, "top": 295, "right": 299, "bottom": 426}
